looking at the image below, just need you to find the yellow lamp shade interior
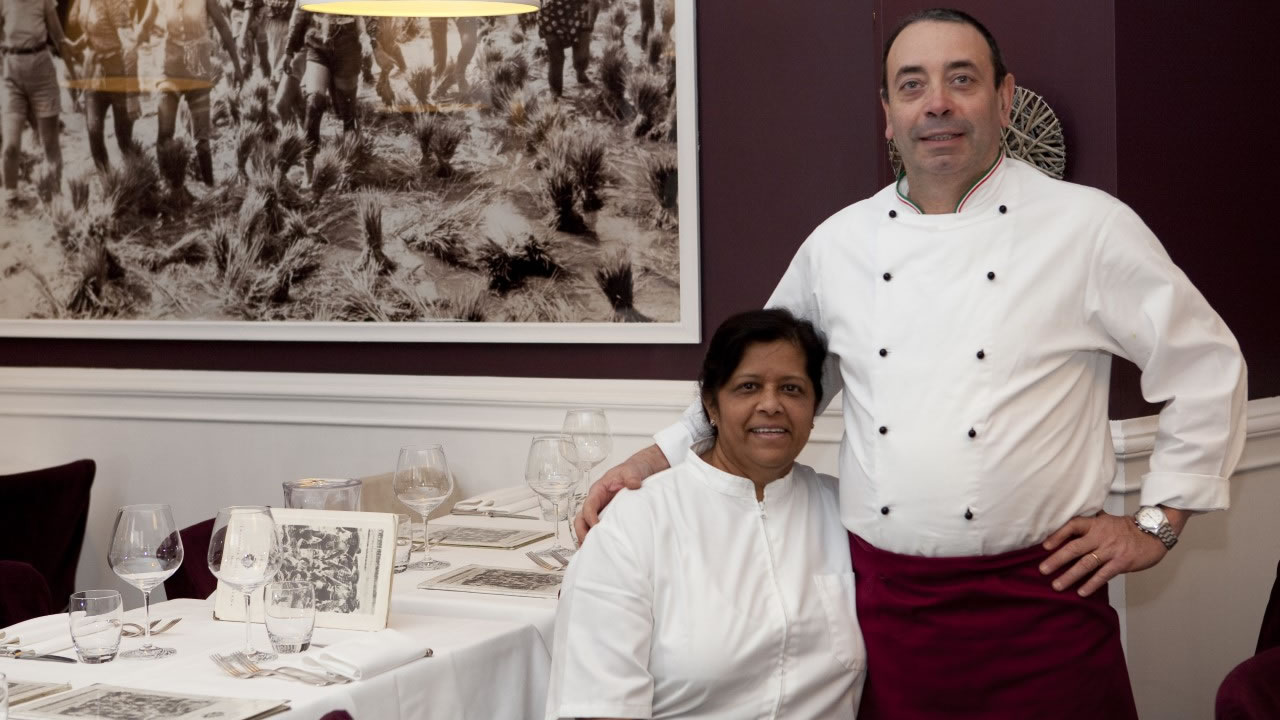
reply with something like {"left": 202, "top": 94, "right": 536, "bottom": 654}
{"left": 298, "top": 0, "right": 539, "bottom": 16}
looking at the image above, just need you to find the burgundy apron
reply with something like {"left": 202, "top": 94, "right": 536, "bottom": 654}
{"left": 850, "top": 533, "right": 1139, "bottom": 720}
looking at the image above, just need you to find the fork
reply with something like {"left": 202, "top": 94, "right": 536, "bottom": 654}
{"left": 525, "top": 550, "right": 564, "bottom": 571}
{"left": 210, "top": 653, "right": 330, "bottom": 686}
{"left": 231, "top": 652, "right": 344, "bottom": 686}
{"left": 122, "top": 618, "right": 181, "bottom": 638}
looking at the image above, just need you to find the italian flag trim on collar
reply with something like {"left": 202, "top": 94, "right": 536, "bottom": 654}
{"left": 895, "top": 153, "right": 1005, "bottom": 214}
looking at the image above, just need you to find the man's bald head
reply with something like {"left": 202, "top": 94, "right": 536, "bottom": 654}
{"left": 881, "top": 8, "right": 1007, "bottom": 100}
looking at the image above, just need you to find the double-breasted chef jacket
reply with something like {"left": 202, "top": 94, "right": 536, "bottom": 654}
{"left": 657, "top": 154, "right": 1247, "bottom": 557}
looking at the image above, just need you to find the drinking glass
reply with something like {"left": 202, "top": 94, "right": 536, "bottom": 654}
{"left": 561, "top": 408, "right": 613, "bottom": 514}
{"left": 106, "top": 504, "right": 183, "bottom": 659}
{"left": 393, "top": 514, "right": 413, "bottom": 573}
{"left": 264, "top": 581, "right": 315, "bottom": 654}
{"left": 393, "top": 445, "right": 454, "bottom": 571}
{"left": 207, "top": 506, "right": 281, "bottom": 662}
{"left": 68, "top": 590, "right": 123, "bottom": 663}
{"left": 525, "top": 434, "right": 578, "bottom": 555}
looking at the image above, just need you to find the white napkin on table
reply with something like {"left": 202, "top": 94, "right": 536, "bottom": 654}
{"left": 453, "top": 486, "right": 538, "bottom": 513}
{"left": 2, "top": 615, "right": 75, "bottom": 655}
{"left": 304, "top": 628, "right": 429, "bottom": 680}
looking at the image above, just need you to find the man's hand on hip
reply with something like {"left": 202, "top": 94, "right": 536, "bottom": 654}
{"left": 1039, "top": 511, "right": 1177, "bottom": 597}
{"left": 573, "top": 444, "right": 670, "bottom": 542}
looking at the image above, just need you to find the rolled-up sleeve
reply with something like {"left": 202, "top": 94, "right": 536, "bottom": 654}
{"left": 1086, "top": 202, "right": 1248, "bottom": 510}
{"left": 546, "top": 492, "right": 657, "bottom": 720}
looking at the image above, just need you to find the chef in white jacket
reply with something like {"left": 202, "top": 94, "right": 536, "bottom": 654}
{"left": 577, "top": 9, "right": 1246, "bottom": 720}
{"left": 546, "top": 309, "right": 864, "bottom": 720}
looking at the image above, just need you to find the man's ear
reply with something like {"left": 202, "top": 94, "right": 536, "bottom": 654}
{"left": 998, "top": 72, "right": 1016, "bottom": 128}
{"left": 881, "top": 95, "right": 895, "bottom": 140}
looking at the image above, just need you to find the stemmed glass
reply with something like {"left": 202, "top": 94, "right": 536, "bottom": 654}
{"left": 561, "top": 408, "right": 613, "bottom": 515}
{"left": 207, "top": 506, "right": 281, "bottom": 663}
{"left": 106, "top": 504, "right": 184, "bottom": 659}
{"left": 393, "top": 445, "right": 454, "bottom": 571}
{"left": 526, "top": 434, "right": 579, "bottom": 556}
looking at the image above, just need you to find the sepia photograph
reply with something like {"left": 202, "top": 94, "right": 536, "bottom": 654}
{"left": 0, "top": 0, "right": 700, "bottom": 342}
{"left": 9, "top": 684, "right": 286, "bottom": 720}
{"left": 213, "top": 508, "right": 396, "bottom": 630}
{"left": 419, "top": 563, "right": 562, "bottom": 598}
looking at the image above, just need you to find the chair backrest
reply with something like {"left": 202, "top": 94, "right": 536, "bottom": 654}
{"left": 164, "top": 518, "right": 218, "bottom": 600}
{"left": 0, "top": 560, "right": 55, "bottom": 627}
{"left": 0, "top": 459, "right": 96, "bottom": 609}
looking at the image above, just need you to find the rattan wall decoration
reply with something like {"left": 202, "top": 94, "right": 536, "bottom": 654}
{"left": 887, "top": 85, "right": 1066, "bottom": 180}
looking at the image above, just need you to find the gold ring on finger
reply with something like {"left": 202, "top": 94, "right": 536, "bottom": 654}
{"left": 1089, "top": 552, "right": 1101, "bottom": 566}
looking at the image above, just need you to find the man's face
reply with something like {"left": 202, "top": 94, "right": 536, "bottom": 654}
{"left": 881, "top": 21, "right": 1014, "bottom": 188}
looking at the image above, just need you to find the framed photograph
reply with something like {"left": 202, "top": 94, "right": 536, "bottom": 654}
{"left": 214, "top": 509, "right": 397, "bottom": 631}
{"left": 0, "top": 1, "right": 700, "bottom": 343}
{"left": 418, "top": 563, "right": 562, "bottom": 599}
{"left": 428, "top": 525, "right": 551, "bottom": 549}
{"left": 9, "top": 685, "right": 287, "bottom": 720}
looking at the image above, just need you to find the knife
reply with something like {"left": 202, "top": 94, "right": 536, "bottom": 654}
{"left": 450, "top": 509, "right": 538, "bottom": 519}
{"left": 3, "top": 650, "right": 78, "bottom": 663}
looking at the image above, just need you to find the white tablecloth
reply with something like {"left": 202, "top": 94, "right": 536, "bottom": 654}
{"left": 390, "top": 514, "right": 566, "bottom": 649}
{"left": 1, "top": 596, "right": 550, "bottom": 719}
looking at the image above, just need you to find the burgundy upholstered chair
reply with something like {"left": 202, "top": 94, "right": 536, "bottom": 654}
{"left": 0, "top": 560, "right": 55, "bottom": 626}
{"left": 163, "top": 518, "right": 218, "bottom": 600}
{"left": 0, "top": 459, "right": 95, "bottom": 610}
{"left": 1215, "top": 560, "right": 1280, "bottom": 719}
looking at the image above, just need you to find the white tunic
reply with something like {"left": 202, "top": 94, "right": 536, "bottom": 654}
{"left": 657, "top": 156, "right": 1247, "bottom": 557}
{"left": 545, "top": 455, "right": 864, "bottom": 720}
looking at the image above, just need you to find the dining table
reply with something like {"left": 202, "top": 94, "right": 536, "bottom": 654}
{"left": 1, "top": 512, "right": 571, "bottom": 720}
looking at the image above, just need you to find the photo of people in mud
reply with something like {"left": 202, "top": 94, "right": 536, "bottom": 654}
{"left": 0, "top": 0, "right": 685, "bottom": 329}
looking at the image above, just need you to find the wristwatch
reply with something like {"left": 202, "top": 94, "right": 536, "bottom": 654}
{"left": 1134, "top": 506, "right": 1178, "bottom": 550}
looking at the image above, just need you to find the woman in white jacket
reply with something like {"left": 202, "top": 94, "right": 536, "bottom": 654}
{"left": 546, "top": 308, "right": 865, "bottom": 720}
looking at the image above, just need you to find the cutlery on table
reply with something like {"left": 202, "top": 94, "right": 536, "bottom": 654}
{"left": 0, "top": 649, "right": 77, "bottom": 663}
{"left": 450, "top": 508, "right": 538, "bottom": 520}
{"left": 232, "top": 652, "right": 346, "bottom": 685}
{"left": 525, "top": 551, "right": 564, "bottom": 571}
{"left": 122, "top": 618, "right": 181, "bottom": 638}
{"left": 210, "top": 653, "right": 331, "bottom": 686}
{"left": 548, "top": 549, "right": 573, "bottom": 567}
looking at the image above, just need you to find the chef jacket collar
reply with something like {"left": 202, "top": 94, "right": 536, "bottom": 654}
{"left": 688, "top": 452, "right": 796, "bottom": 502}
{"left": 894, "top": 152, "right": 1007, "bottom": 215}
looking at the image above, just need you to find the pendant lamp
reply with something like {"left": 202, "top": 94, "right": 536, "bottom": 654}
{"left": 298, "top": 0, "right": 540, "bottom": 17}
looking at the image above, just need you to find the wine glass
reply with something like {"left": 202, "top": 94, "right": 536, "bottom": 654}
{"left": 561, "top": 408, "right": 613, "bottom": 514}
{"left": 207, "top": 506, "right": 281, "bottom": 663}
{"left": 526, "top": 434, "right": 578, "bottom": 556}
{"left": 393, "top": 445, "right": 454, "bottom": 571}
{"left": 106, "top": 504, "right": 184, "bottom": 659}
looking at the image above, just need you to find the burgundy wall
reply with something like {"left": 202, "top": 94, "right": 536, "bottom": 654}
{"left": 2, "top": 1, "right": 1275, "bottom": 420}
{"left": 1110, "top": 1, "right": 1280, "bottom": 417}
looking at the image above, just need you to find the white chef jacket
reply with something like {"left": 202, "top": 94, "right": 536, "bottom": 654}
{"left": 657, "top": 156, "right": 1247, "bottom": 557}
{"left": 545, "top": 455, "right": 864, "bottom": 720}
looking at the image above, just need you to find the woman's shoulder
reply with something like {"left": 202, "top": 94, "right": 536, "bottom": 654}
{"left": 791, "top": 463, "right": 840, "bottom": 503}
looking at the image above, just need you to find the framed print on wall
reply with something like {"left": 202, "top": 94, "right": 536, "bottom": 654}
{"left": 0, "top": 0, "right": 700, "bottom": 343}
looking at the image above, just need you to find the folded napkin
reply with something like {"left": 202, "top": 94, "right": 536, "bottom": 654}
{"left": 2, "top": 614, "right": 75, "bottom": 655}
{"left": 453, "top": 486, "right": 539, "bottom": 513}
{"left": 305, "top": 629, "right": 429, "bottom": 680}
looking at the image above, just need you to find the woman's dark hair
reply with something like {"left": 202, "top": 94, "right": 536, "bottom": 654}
{"left": 698, "top": 308, "right": 828, "bottom": 424}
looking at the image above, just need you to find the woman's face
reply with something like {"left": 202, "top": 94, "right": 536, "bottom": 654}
{"left": 706, "top": 339, "right": 817, "bottom": 482}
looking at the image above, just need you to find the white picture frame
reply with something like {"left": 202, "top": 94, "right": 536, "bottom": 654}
{"left": 0, "top": 1, "right": 701, "bottom": 344}
{"left": 214, "top": 509, "right": 397, "bottom": 631}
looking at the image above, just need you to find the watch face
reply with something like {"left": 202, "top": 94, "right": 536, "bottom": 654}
{"left": 1136, "top": 506, "right": 1165, "bottom": 530}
